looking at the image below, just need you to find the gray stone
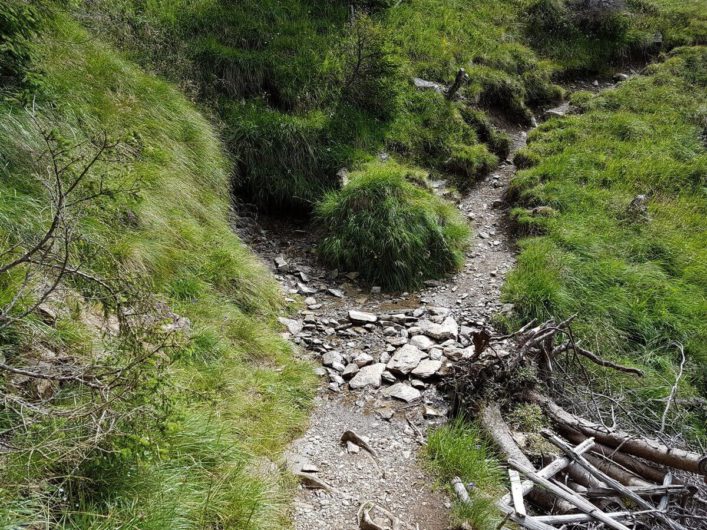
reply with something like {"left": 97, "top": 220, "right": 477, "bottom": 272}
{"left": 328, "top": 288, "right": 345, "bottom": 298}
{"left": 342, "top": 363, "right": 359, "bottom": 380}
{"left": 278, "top": 317, "right": 303, "bottom": 336}
{"left": 298, "top": 282, "right": 317, "bottom": 295}
{"left": 348, "top": 363, "right": 386, "bottom": 389}
{"left": 443, "top": 346, "right": 464, "bottom": 361}
{"left": 411, "top": 359, "right": 442, "bottom": 378}
{"left": 383, "top": 383, "right": 421, "bottom": 403}
{"left": 381, "top": 370, "right": 397, "bottom": 383}
{"left": 410, "top": 379, "right": 426, "bottom": 389}
{"left": 409, "top": 335, "right": 435, "bottom": 351}
{"left": 274, "top": 256, "right": 288, "bottom": 270}
{"left": 386, "top": 344, "right": 426, "bottom": 374}
{"left": 385, "top": 336, "right": 408, "bottom": 347}
{"left": 348, "top": 310, "right": 378, "bottom": 323}
{"left": 321, "top": 351, "right": 343, "bottom": 367}
{"left": 353, "top": 352, "right": 374, "bottom": 367}
{"left": 419, "top": 316, "right": 458, "bottom": 341}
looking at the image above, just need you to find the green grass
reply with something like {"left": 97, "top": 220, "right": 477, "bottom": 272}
{"left": 317, "top": 161, "right": 470, "bottom": 290}
{"left": 0, "top": 10, "right": 316, "bottom": 528}
{"left": 504, "top": 46, "right": 707, "bottom": 433}
{"left": 426, "top": 419, "right": 505, "bottom": 530}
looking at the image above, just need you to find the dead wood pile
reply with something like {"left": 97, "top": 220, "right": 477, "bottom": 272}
{"left": 443, "top": 316, "right": 707, "bottom": 530}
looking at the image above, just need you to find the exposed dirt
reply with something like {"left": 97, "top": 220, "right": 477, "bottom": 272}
{"left": 236, "top": 125, "right": 530, "bottom": 530}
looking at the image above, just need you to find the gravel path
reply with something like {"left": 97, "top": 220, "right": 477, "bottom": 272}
{"left": 237, "top": 126, "right": 528, "bottom": 530}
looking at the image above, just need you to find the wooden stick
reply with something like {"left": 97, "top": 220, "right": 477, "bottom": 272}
{"left": 509, "top": 469, "right": 526, "bottom": 516}
{"left": 658, "top": 472, "right": 673, "bottom": 512}
{"left": 542, "top": 430, "right": 689, "bottom": 530}
{"left": 499, "top": 437, "right": 595, "bottom": 507}
{"left": 535, "top": 510, "right": 655, "bottom": 525}
{"left": 508, "top": 458, "right": 632, "bottom": 530}
{"left": 585, "top": 484, "right": 689, "bottom": 499}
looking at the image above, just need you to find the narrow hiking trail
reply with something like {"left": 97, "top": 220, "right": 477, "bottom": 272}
{"left": 237, "top": 83, "right": 608, "bottom": 526}
{"left": 236, "top": 125, "right": 528, "bottom": 529}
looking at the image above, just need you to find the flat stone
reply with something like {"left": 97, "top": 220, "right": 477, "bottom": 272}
{"left": 381, "top": 370, "right": 397, "bottom": 383}
{"left": 298, "top": 282, "right": 317, "bottom": 295}
{"left": 386, "top": 344, "right": 426, "bottom": 374}
{"left": 348, "top": 363, "right": 386, "bottom": 389}
{"left": 328, "top": 288, "right": 345, "bottom": 298}
{"left": 411, "top": 359, "right": 442, "bottom": 378}
{"left": 321, "top": 351, "right": 343, "bottom": 367}
{"left": 409, "top": 335, "right": 435, "bottom": 351}
{"left": 383, "top": 383, "right": 421, "bottom": 403}
{"left": 348, "top": 310, "right": 378, "bottom": 323}
{"left": 419, "top": 316, "right": 458, "bottom": 341}
{"left": 278, "top": 317, "right": 303, "bottom": 336}
{"left": 342, "top": 363, "right": 359, "bottom": 379}
{"left": 274, "top": 256, "right": 288, "bottom": 270}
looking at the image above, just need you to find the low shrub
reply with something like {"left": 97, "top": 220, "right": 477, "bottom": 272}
{"left": 445, "top": 144, "right": 498, "bottom": 188}
{"left": 316, "top": 162, "right": 470, "bottom": 290}
{"left": 460, "top": 107, "right": 512, "bottom": 159}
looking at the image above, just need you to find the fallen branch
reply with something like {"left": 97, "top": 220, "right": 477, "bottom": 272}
{"left": 527, "top": 390, "right": 707, "bottom": 476}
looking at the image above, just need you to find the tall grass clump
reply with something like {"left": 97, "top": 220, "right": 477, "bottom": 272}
{"left": 316, "top": 162, "right": 470, "bottom": 290}
{"left": 426, "top": 419, "right": 505, "bottom": 530}
{"left": 504, "top": 46, "right": 707, "bottom": 402}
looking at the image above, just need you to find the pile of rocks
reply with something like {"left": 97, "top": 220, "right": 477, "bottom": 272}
{"left": 281, "top": 304, "right": 497, "bottom": 406}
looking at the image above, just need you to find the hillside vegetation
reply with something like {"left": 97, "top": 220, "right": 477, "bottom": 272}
{"left": 1, "top": 5, "right": 314, "bottom": 528}
{"left": 1, "top": 0, "right": 706, "bottom": 528}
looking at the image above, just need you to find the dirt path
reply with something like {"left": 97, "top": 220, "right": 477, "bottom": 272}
{"left": 237, "top": 126, "right": 528, "bottom": 530}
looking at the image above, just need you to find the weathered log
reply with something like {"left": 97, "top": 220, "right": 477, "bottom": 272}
{"left": 565, "top": 461, "right": 607, "bottom": 489}
{"left": 508, "top": 459, "right": 632, "bottom": 530}
{"left": 480, "top": 403, "right": 573, "bottom": 512}
{"left": 543, "top": 431, "right": 689, "bottom": 530}
{"left": 527, "top": 390, "right": 707, "bottom": 476}
{"left": 584, "top": 453, "right": 654, "bottom": 487}
{"left": 562, "top": 429, "right": 672, "bottom": 484}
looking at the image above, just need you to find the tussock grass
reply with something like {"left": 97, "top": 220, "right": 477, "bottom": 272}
{"left": 504, "top": 46, "right": 707, "bottom": 438}
{"left": 426, "top": 419, "right": 505, "bottom": 530}
{"left": 0, "top": 11, "right": 316, "bottom": 528}
{"left": 317, "top": 162, "right": 470, "bottom": 290}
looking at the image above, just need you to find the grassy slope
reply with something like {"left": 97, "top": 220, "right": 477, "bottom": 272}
{"left": 0, "top": 11, "right": 315, "bottom": 529}
{"left": 505, "top": 47, "right": 706, "bottom": 394}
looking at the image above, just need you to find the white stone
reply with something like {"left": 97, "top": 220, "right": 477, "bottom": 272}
{"left": 348, "top": 310, "right": 378, "bottom": 323}
{"left": 411, "top": 359, "right": 442, "bottom": 378}
{"left": 386, "top": 344, "right": 426, "bottom": 374}
{"left": 348, "top": 363, "right": 386, "bottom": 389}
{"left": 409, "top": 335, "right": 435, "bottom": 351}
{"left": 383, "top": 383, "right": 421, "bottom": 403}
